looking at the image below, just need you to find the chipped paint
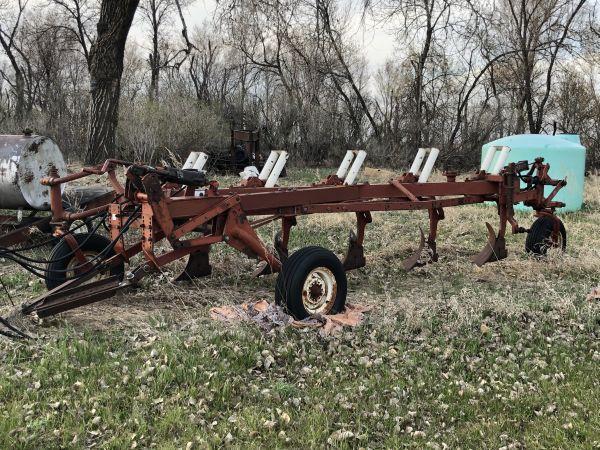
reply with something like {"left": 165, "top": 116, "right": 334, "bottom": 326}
{"left": 0, "top": 134, "right": 67, "bottom": 210}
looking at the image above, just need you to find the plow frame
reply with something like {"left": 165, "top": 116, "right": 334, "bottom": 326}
{"left": 21, "top": 156, "right": 566, "bottom": 318}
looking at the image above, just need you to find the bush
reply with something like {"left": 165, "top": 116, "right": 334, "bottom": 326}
{"left": 117, "top": 98, "right": 229, "bottom": 164}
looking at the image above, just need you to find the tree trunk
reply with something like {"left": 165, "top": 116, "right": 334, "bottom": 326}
{"left": 0, "top": 32, "right": 25, "bottom": 122}
{"left": 13, "top": 70, "right": 25, "bottom": 122}
{"left": 86, "top": 0, "right": 139, "bottom": 163}
{"left": 149, "top": 51, "right": 159, "bottom": 101}
{"left": 148, "top": 0, "right": 160, "bottom": 101}
{"left": 410, "top": 4, "right": 434, "bottom": 150}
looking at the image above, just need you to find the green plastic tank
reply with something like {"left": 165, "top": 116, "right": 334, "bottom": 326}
{"left": 481, "top": 134, "right": 586, "bottom": 212}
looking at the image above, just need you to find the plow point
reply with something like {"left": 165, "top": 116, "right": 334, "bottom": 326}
{"left": 402, "top": 227, "right": 426, "bottom": 271}
{"left": 342, "top": 231, "right": 366, "bottom": 271}
{"left": 471, "top": 222, "right": 508, "bottom": 267}
{"left": 174, "top": 249, "right": 212, "bottom": 281}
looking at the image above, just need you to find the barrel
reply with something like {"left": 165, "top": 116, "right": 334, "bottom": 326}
{"left": 482, "top": 134, "right": 586, "bottom": 212}
{"left": 0, "top": 134, "right": 67, "bottom": 210}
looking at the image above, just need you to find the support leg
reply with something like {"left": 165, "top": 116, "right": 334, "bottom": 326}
{"left": 402, "top": 207, "right": 444, "bottom": 271}
{"left": 274, "top": 216, "right": 297, "bottom": 262}
{"left": 426, "top": 207, "right": 444, "bottom": 262}
{"left": 342, "top": 211, "right": 372, "bottom": 270}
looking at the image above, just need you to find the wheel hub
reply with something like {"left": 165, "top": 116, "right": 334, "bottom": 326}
{"left": 66, "top": 251, "right": 100, "bottom": 279}
{"left": 301, "top": 267, "right": 336, "bottom": 315}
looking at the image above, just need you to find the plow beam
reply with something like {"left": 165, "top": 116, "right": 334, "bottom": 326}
{"left": 471, "top": 222, "right": 508, "bottom": 267}
{"left": 24, "top": 276, "right": 123, "bottom": 318}
{"left": 274, "top": 216, "right": 297, "bottom": 262}
{"left": 21, "top": 256, "right": 144, "bottom": 318}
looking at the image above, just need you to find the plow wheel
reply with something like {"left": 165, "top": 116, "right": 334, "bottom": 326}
{"left": 275, "top": 246, "right": 347, "bottom": 320}
{"left": 45, "top": 233, "right": 124, "bottom": 290}
{"left": 525, "top": 216, "right": 566, "bottom": 255}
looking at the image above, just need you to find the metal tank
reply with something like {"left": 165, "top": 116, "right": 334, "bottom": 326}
{"left": 0, "top": 133, "right": 67, "bottom": 210}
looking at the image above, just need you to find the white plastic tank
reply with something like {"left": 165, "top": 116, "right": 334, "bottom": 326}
{"left": 0, "top": 133, "right": 67, "bottom": 210}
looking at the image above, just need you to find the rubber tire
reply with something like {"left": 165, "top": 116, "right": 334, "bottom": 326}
{"left": 45, "top": 233, "right": 124, "bottom": 290}
{"left": 275, "top": 246, "right": 322, "bottom": 306}
{"left": 525, "top": 216, "right": 567, "bottom": 255}
{"left": 275, "top": 246, "right": 347, "bottom": 320}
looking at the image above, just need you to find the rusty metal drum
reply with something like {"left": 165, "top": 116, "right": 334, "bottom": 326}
{"left": 0, "top": 133, "right": 67, "bottom": 210}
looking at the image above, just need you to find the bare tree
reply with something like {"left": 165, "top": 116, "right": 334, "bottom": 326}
{"left": 188, "top": 30, "right": 219, "bottom": 103}
{"left": 47, "top": 0, "right": 95, "bottom": 62}
{"left": 0, "top": 0, "right": 29, "bottom": 121}
{"left": 492, "top": 0, "right": 587, "bottom": 133}
{"left": 0, "top": 0, "right": 598, "bottom": 170}
{"left": 140, "top": 0, "right": 195, "bottom": 100}
{"left": 316, "top": 0, "right": 379, "bottom": 139}
{"left": 366, "top": 0, "right": 455, "bottom": 148}
{"left": 141, "top": 0, "right": 174, "bottom": 100}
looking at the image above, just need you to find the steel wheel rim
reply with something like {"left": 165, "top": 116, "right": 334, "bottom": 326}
{"left": 302, "top": 266, "right": 336, "bottom": 315}
{"left": 543, "top": 231, "right": 563, "bottom": 253}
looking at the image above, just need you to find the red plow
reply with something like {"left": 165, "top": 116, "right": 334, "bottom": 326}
{"left": 4, "top": 148, "right": 566, "bottom": 322}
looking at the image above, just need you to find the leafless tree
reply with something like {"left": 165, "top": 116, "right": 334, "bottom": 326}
{"left": 488, "top": 0, "right": 588, "bottom": 133}
{"left": 0, "top": 0, "right": 30, "bottom": 121}
{"left": 0, "top": 0, "right": 598, "bottom": 168}
{"left": 188, "top": 30, "right": 219, "bottom": 103}
{"left": 47, "top": 0, "right": 96, "bottom": 62}
{"left": 366, "top": 0, "right": 456, "bottom": 149}
{"left": 140, "top": 0, "right": 195, "bottom": 100}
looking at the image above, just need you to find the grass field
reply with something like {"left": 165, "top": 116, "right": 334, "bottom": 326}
{"left": 1, "top": 169, "right": 599, "bottom": 449}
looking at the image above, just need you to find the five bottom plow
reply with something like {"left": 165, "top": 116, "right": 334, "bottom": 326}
{"left": 3, "top": 154, "right": 570, "bottom": 325}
